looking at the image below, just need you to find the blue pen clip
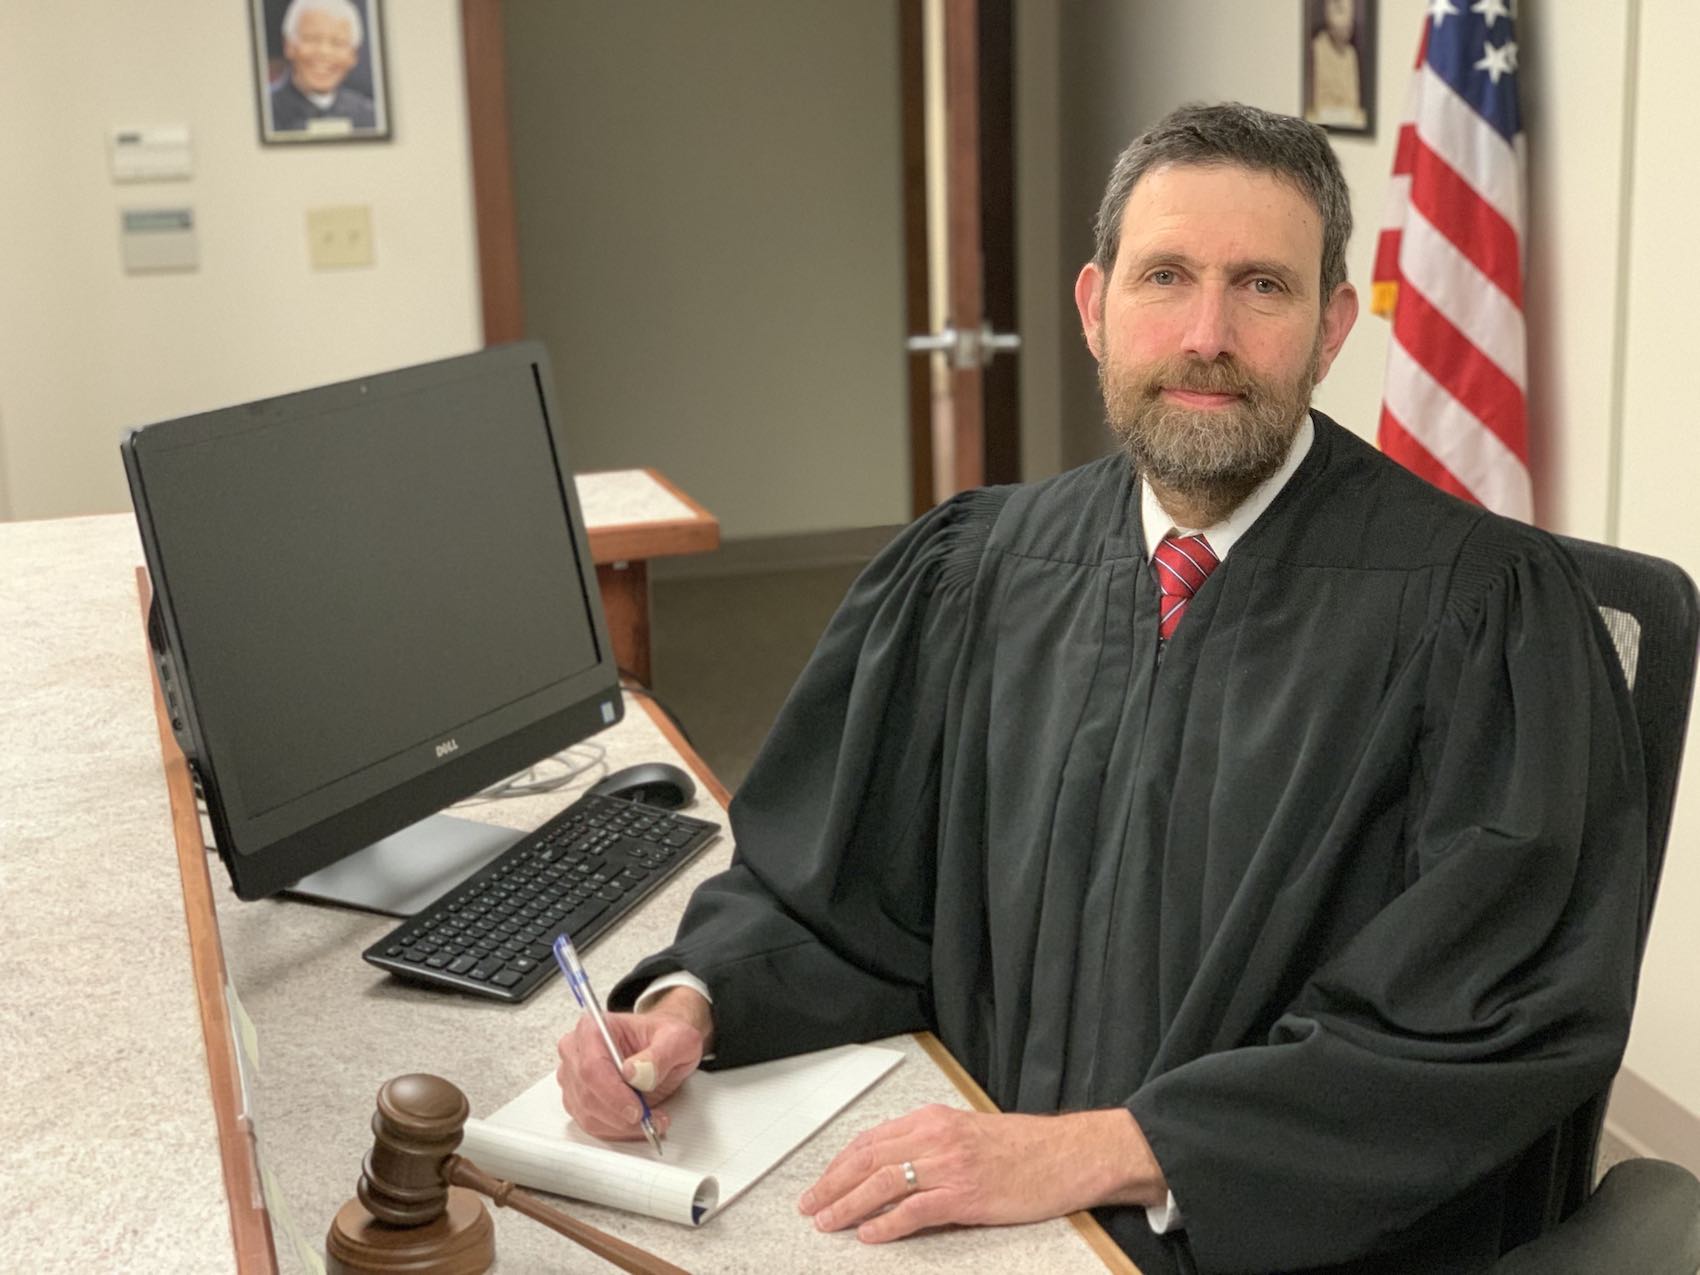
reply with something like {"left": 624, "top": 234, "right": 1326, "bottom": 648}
{"left": 553, "top": 934, "right": 664, "bottom": 1157}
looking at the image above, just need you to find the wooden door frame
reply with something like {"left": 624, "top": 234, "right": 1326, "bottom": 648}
{"left": 461, "top": 0, "right": 524, "bottom": 345}
{"left": 942, "top": 0, "right": 986, "bottom": 498}
{"left": 976, "top": 0, "right": 1020, "bottom": 490}
{"left": 899, "top": 0, "right": 1020, "bottom": 515}
{"left": 899, "top": 0, "right": 935, "bottom": 516}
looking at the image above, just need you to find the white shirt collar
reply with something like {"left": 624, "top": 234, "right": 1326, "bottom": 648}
{"left": 1140, "top": 411, "right": 1314, "bottom": 562}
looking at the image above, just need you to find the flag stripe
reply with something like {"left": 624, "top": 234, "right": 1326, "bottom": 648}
{"left": 1396, "top": 205, "right": 1526, "bottom": 389}
{"left": 1377, "top": 7, "right": 1527, "bottom": 521}
{"left": 1392, "top": 123, "right": 1419, "bottom": 179}
{"left": 1379, "top": 407, "right": 1481, "bottom": 506}
{"left": 1373, "top": 230, "right": 1402, "bottom": 290}
{"left": 1381, "top": 173, "right": 1412, "bottom": 231}
{"left": 1412, "top": 64, "right": 1523, "bottom": 230}
{"left": 1407, "top": 138, "right": 1522, "bottom": 304}
{"left": 1391, "top": 279, "right": 1528, "bottom": 458}
{"left": 1384, "top": 338, "right": 1532, "bottom": 519}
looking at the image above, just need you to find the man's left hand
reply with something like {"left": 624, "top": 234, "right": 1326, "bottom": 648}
{"left": 798, "top": 1104, "right": 1166, "bottom": 1242}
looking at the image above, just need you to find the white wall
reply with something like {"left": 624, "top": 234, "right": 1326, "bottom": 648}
{"left": 1045, "top": 0, "right": 1700, "bottom": 1148}
{"left": 1518, "top": 3, "right": 1636, "bottom": 541}
{"left": 0, "top": 0, "right": 481, "bottom": 521}
{"left": 502, "top": 1, "right": 910, "bottom": 542}
{"left": 1615, "top": 0, "right": 1700, "bottom": 1139}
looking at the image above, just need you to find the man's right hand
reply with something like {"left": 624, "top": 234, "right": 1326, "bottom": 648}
{"left": 555, "top": 986, "right": 713, "bottom": 1141}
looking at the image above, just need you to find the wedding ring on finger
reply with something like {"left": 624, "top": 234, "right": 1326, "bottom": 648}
{"left": 901, "top": 1160, "right": 919, "bottom": 1192}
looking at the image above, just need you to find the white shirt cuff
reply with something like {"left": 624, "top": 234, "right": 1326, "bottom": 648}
{"left": 632, "top": 971, "right": 713, "bottom": 1013}
{"left": 1145, "top": 1190, "right": 1183, "bottom": 1233}
{"left": 632, "top": 971, "right": 714, "bottom": 1061}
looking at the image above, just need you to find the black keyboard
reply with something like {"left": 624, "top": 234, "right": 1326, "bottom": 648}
{"left": 362, "top": 792, "right": 719, "bottom": 1002}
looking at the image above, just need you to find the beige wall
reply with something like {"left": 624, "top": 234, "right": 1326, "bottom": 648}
{"left": 0, "top": 0, "right": 481, "bottom": 521}
{"left": 502, "top": 0, "right": 909, "bottom": 541}
{"left": 1615, "top": 0, "right": 1700, "bottom": 1142}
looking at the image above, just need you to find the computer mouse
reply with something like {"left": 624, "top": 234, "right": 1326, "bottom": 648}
{"left": 586, "top": 761, "right": 697, "bottom": 810}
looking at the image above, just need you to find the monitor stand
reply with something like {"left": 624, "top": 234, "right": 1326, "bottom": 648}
{"left": 285, "top": 814, "right": 520, "bottom": 917}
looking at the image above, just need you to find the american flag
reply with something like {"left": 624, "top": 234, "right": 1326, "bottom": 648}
{"left": 1372, "top": 0, "right": 1529, "bottom": 520}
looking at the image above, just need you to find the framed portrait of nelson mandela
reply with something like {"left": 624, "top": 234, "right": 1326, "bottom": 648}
{"left": 251, "top": 0, "right": 392, "bottom": 145}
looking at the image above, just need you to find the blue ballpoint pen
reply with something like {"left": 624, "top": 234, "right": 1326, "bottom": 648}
{"left": 553, "top": 933, "right": 665, "bottom": 1157}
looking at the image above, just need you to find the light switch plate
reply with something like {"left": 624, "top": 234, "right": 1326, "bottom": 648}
{"left": 307, "top": 205, "right": 374, "bottom": 269}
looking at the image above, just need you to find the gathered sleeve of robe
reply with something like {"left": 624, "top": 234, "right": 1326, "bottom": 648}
{"left": 608, "top": 488, "right": 1001, "bottom": 1063}
{"left": 1126, "top": 526, "right": 1649, "bottom": 1273}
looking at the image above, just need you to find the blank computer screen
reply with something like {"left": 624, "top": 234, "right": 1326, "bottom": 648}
{"left": 141, "top": 366, "right": 599, "bottom": 818}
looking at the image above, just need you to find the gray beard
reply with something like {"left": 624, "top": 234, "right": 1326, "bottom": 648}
{"left": 1100, "top": 341, "right": 1320, "bottom": 525}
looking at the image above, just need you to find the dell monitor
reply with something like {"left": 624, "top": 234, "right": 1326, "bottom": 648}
{"left": 121, "top": 341, "right": 624, "bottom": 909}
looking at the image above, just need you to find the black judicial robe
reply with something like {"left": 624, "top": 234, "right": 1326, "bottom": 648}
{"left": 611, "top": 414, "right": 1648, "bottom": 1274}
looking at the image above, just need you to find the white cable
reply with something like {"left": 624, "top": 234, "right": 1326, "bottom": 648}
{"left": 451, "top": 743, "right": 608, "bottom": 805}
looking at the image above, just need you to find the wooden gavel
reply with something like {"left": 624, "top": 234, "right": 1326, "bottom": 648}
{"left": 325, "top": 1073, "right": 690, "bottom": 1275}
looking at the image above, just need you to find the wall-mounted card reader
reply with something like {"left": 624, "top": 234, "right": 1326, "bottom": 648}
{"left": 110, "top": 125, "right": 193, "bottom": 182}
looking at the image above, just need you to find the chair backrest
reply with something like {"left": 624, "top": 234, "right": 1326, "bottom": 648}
{"left": 1555, "top": 534, "right": 1700, "bottom": 949}
{"left": 1531, "top": 534, "right": 1700, "bottom": 1223}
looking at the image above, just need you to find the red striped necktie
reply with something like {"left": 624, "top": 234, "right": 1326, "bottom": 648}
{"left": 1151, "top": 533, "right": 1219, "bottom": 640}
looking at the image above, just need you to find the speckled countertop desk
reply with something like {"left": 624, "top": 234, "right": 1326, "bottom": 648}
{"left": 574, "top": 470, "right": 697, "bottom": 530}
{"left": 4, "top": 514, "right": 235, "bottom": 1273}
{"left": 3, "top": 513, "right": 1118, "bottom": 1274}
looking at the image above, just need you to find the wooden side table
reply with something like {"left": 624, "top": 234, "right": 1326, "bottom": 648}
{"left": 577, "top": 469, "right": 719, "bottom": 684}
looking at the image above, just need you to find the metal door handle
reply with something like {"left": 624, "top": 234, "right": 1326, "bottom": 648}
{"left": 905, "top": 322, "right": 1021, "bottom": 369}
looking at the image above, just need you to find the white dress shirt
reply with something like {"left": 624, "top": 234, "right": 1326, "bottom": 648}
{"left": 1140, "top": 412, "right": 1314, "bottom": 565}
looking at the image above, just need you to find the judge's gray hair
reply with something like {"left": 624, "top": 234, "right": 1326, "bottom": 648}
{"left": 282, "top": 0, "right": 365, "bottom": 48}
{"left": 1092, "top": 102, "right": 1352, "bottom": 298}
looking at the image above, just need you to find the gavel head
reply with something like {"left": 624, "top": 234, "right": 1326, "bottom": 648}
{"left": 356, "top": 1073, "right": 470, "bottom": 1227}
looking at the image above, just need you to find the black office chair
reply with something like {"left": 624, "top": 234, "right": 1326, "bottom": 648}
{"left": 1488, "top": 535, "right": 1700, "bottom": 1274}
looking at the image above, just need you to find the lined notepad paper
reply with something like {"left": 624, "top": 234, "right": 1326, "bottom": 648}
{"left": 459, "top": 1044, "right": 902, "bottom": 1226}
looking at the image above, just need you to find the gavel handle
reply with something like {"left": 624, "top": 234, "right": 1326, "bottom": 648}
{"left": 443, "top": 1154, "right": 692, "bottom": 1275}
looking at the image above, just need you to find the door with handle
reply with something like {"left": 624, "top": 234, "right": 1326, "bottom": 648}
{"left": 902, "top": 0, "right": 1020, "bottom": 511}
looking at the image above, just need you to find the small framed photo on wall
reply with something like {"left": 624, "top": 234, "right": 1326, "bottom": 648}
{"left": 1303, "top": 0, "right": 1377, "bottom": 137}
{"left": 250, "top": 0, "right": 391, "bottom": 144}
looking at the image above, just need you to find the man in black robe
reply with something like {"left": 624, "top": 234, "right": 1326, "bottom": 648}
{"left": 557, "top": 102, "right": 1646, "bottom": 1273}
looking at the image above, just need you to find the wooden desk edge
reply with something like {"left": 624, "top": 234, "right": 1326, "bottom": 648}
{"left": 586, "top": 469, "right": 720, "bottom": 565}
{"left": 138, "top": 568, "right": 280, "bottom": 1274}
{"left": 644, "top": 468, "right": 718, "bottom": 526}
{"left": 632, "top": 695, "right": 1139, "bottom": 1274}
{"left": 912, "top": 1033, "right": 1140, "bottom": 1274}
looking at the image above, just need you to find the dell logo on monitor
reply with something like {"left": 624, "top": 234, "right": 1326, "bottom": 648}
{"left": 434, "top": 738, "right": 459, "bottom": 758}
